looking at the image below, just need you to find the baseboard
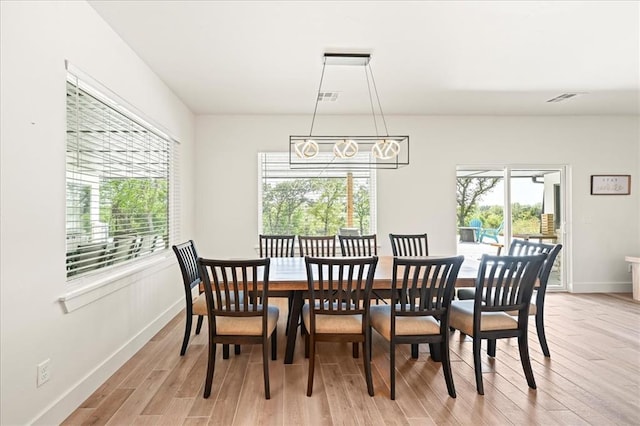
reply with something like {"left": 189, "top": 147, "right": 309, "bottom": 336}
{"left": 30, "top": 299, "right": 184, "bottom": 426}
{"left": 571, "top": 281, "right": 632, "bottom": 293}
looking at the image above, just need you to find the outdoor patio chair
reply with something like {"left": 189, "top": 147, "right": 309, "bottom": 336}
{"left": 478, "top": 221, "right": 503, "bottom": 243}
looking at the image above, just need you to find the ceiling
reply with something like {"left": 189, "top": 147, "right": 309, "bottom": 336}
{"left": 89, "top": 1, "right": 640, "bottom": 116}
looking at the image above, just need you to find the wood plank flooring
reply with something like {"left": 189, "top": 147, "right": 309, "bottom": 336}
{"left": 63, "top": 293, "right": 640, "bottom": 425}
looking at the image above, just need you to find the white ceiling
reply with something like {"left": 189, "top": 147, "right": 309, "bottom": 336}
{"left": 89, "top": 0, "right": 640, "bottom": 116}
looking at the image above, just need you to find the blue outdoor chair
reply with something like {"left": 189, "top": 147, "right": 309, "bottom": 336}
{"left": 469, "top": 218, "right": 483, "bottom": 241}
{"left": 478, "top": 221, "right": 503, "bottom": 243}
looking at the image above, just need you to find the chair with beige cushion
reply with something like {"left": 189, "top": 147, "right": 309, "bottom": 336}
{"left": 172, "top": 240, "right": 209, "bottom": 356}
{"left": 450, "top": 253, "right": 546, "bottom": 395}
{"left": 457, "top": 239, "right": 562, "bottom": 357}
{"left": 197, "top": 257, "right": 279, "bottom": 399}
{"left": 173, "top": 240, "right": 240, "bottom": 358}
{"left": 302, "top": 255, "right": 378, "bottom": 396}
{"left": 370, "top": 255, "right": 464, "bottom": 399}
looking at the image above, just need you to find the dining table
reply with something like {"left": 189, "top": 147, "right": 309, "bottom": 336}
{"left": 267, "top": 255, "right": 479, "bottom": 364}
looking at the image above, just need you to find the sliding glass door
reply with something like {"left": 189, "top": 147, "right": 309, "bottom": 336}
{"left": 456, "top": 166, "right": 566, "bottom": 289}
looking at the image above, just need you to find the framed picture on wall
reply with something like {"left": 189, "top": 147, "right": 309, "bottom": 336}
{"left": 590, "top": 175, "right": 631, "bottom": 195}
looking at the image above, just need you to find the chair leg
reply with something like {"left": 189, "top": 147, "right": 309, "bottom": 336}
{"left": 203, "top": 343, "right": 216, "bottom": 398}
{"left": 363, "top": 331, "right": 374, "bottom": 397}
{"left": 180, "top": 313, "right": 193, "bottom": 356}
{"left": 353, "top": 342, "right": 359, "bottom": 358}
{"left": 223, "top": 344, "right": 230, "bottom": 359}
{"left": 536, "top": 312, "right": 551, "bottom": 357}
{"left": 411, "top": 344, "right": 419, "bottom": 359}
{"left": 262, "top": 336, "right": 271, "bottom": 400}
{"left": 441, "top": 335, "right": 456, "bottom": 398}
{"left": 390, "top": 341, "right": 396, "bottom": 400}
{"left": 488, "top": 339, "right": 497, "bottom": 357}
{"left": 518, "top": 334, "right": 537, "bottom": 390}
{"left": 429, "top": 343, "right": 442, "bottom": 362}
{"left": 195, "top": 315, "right": 204, "bottom": 334}
{"left": 473, "top": 337, "right": 484, "bottom": 395}
{"left": 271, "top": 327, "right": 278, "bottom": 360}
{"left": 285, "top": 293, "right": 293, "bottom": 336}
{"left": 306, "top": 335, "right": 315, "bottom": 397}
{"left": 235, "top": 345, "right": 241, "bottom": 355}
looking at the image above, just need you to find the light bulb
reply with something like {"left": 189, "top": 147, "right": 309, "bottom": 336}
{"left": 294, "top": 139, "right": 319, "bottom": 159}
{"left": 372, "top": 139, "right": 400, "bottom": 160}
{"left": 333, "top": 139, "right": 359, "bottom": 158}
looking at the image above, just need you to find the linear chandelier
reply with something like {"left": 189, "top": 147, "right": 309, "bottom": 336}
{"left": 289, "top": 53, "right": 409, "bottom": 170}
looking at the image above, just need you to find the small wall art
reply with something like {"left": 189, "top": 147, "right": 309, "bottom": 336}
{"left": 590, "top": 175, "right": 631, "bottom": 195}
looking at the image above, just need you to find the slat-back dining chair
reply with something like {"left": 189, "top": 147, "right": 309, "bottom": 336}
{"left": 370, "top": 255, "right": 464, "bottom": 399}
{"left": 338, "top": 234, "right": 377, "bottom": 256}
{"left": 298, "top": 235, "right": 337, "bottom": 257}
{"left": 457, "top": 239, "right": 562, "bottom": 357}
{"left": 450, "top": 253, "right": 546, "bottom": 394}
{"left": 340, "top": 234, "right": 384, "bottom": 310}
{"left": 197, "top": 257, "right": 279, "bottom": 399}
{"left": 259, "top": 234, "right": 296, "bottom": 334}
{"left": 259, "top": 234, "right": 296, "bottom": 257}
{"left": 302, "top": 255, "right": 378, "bottom": 396}
{"left": 173, "top": 240, "right": 239, "bottom": 357}
{"left": 389, "top": 233, "right": 429, "bottom": 256}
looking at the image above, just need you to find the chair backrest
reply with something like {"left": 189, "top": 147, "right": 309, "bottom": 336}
{"left": 508, "top": 239, "right": 562, "bottom": 302}
{"left": 474, "top": 254, "right": 547, "bottom": 322}
{"left": 338, "top": 234, "right": 377, "bottom": 256}
{"left": 299, "top": 235, "right": 336, "bottom": 257}
{"left": 391, "top": 256, "right": 464, "bottom": 320}
{"left": 197, "top": 258, "right": 271, "bottom": 321}
{"left": 304, "top": 255, "right": 378, "bottom": 317}
{"left": 172, "top": 240, "right": 202, "bottom": 296}
{"left": 389, "top": 233, "right": 429, "bottom": 256}
{"left": 469, "top": 218, "right": 483, "bottom": 228}
{"left": 259, "top": 234, "right": 296, "bottom": 257}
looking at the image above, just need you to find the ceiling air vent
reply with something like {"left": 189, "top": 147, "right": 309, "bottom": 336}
{"left": 546, "top": 93, "right": 582, "bottom": 103}
{"left": 317, "top": 92, "right": 339, "bottom": 102}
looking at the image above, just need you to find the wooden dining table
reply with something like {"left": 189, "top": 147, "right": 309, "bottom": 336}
{"left": 267, "top": 255, "right": 479, "bottom": 364}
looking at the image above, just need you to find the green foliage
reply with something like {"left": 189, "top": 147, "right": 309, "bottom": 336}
{"left": 456, "top": 177, "right": 501, "bottom": 227}
{"left": 475, "top": 203, "right": 542, "bottom": 234}
{"left": 100, "top": 178, "right": 168, "bottom": 237}
{"left": 262, "top": 177, "right": 371, "bottom": 235}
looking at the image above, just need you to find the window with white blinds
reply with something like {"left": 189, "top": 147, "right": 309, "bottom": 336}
{"left": 66, "top": 70, "right": 179, "bottom": 279}
{"left": 258, "top": 152, "right": 377, "bottom": 236}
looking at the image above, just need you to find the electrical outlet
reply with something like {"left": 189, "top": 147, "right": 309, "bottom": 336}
{"left": 37, "top": 359, "right": 50, "bottom": 387}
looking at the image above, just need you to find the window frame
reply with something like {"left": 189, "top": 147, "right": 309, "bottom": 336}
{"left": 257, "top": 152, "right": 377, "bottom": 237}
{"left": 65, "top": 64, "right": 180, "bottom": 284}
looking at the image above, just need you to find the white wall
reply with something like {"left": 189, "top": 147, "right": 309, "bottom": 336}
{"left": 195, "top": 115, "right": 639, "bottom": 291}
{"left": 0, "top": 2, "right": 195, "bottom": 425}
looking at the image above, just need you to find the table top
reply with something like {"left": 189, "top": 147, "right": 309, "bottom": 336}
{"left": 268, "top": 255, "right": 478, "bottom": 291}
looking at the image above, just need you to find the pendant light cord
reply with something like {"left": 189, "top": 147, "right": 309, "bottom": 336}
{"left": 309, "top": 59, "right": 327, "bottom": 136}
{"left": 366, "top": 63, "right": 390, "bottom": 137}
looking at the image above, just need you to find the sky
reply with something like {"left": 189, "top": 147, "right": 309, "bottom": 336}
{"left": 479, "top": 178, "right": 544, "bottom": 206}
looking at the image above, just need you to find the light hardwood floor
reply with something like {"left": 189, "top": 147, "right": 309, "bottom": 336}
{"left": 63, "top": 293, "right": 640, "bottom": 425}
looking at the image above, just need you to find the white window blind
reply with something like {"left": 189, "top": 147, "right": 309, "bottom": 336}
{"left": 66, "top": 69, "right": 179, "bottom": 279}
{"left": 258, "top": 152, "right": 377, "bottom": 236}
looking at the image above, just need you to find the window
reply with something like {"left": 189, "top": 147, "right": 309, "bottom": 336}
{"left": 66, "top": 69, "right": 178, "bottom": 279}
{"left": 258, "top": 152, "right": 376, "bottom": 235}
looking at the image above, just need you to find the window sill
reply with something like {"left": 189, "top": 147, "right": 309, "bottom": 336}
{"left": 59, "top": 251, "right": 174, "bottom": 313}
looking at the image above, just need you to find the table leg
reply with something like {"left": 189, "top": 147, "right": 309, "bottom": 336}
{"left": 284, "top": 290, "right": 303, "bottom": 364}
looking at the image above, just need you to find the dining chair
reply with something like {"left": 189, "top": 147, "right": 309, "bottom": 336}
{"left": 302, "top": 255, "right": 378, "bottom": 396}
{"left": 370, "top": 255, "right": 464, "bottom": 399}
{"left": 259, "top": 234, "right": 296, "bottom": 257}
{"left": 172, "top": 240, "right": 240, "bottom": 357}
{"left": 197, "top": 257, "right": 279, "bottom": 399}
{"left": 389, "top": 233, "right": 429, "bottom": 256}
{"left": 449, "top": 253, "right": 546, "bottom": 395}
{"left": 457, "top": 239, "right": 562, "bottom": 357}
{"left": 338, "top": 234, "right": 377, "bottom": 256}
{"left": 298, "top": 235, "right": 337, "bottom": 257}
{"left": 259, "top": 234, "right": 296, "bottom": 334}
